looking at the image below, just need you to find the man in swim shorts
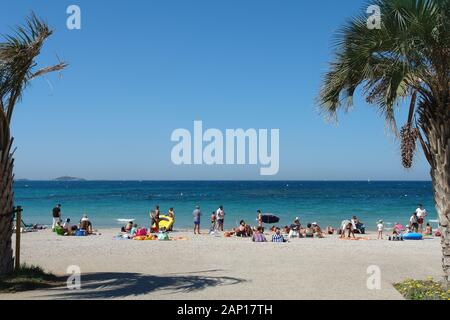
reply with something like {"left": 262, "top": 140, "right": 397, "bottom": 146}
{"left": 193, "top": 205, "right": 201, "bottom": 235}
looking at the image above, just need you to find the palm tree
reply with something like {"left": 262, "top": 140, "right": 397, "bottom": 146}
{"left": 318, "top": 0, "right": 449, "bottom": 284}
{"left": 0, "top": 13, "right": 66, "bottom": 274}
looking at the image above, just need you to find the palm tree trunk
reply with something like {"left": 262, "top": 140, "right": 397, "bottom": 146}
{"left": 427, "top": 113, "right": 450, "bottom": 287}
{"left": 0, "top": 137, "right": 14, "bottom": 275}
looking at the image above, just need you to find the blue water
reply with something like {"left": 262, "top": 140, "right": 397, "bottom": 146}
{"left": 13, "top": 181, "right": 437, "bottom": 230}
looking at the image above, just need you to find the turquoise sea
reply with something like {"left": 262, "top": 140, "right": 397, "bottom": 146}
{"left": 14, "top": 181, "right": 437, "bottom": 231}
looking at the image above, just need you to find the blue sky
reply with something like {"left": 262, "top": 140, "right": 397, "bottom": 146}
{"left": 2, "top": 0, "right": 431, "bottom": 180}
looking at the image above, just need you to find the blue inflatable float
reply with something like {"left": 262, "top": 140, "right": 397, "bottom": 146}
{"left": 402, "top": 233, "right": 423, "bottom": 241}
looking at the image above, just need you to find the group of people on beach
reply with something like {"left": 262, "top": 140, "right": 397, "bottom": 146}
{"left": 369, "top": 204, "right": 436, "bottom": 240}
{"left": 192, "top": 205, "right": 225, "bottom": 234}
{"left": 51, "top": 204, "right": 94, "bottom": 236}
{"left": 53, "top": 201, "right": 437, "bottom": 242}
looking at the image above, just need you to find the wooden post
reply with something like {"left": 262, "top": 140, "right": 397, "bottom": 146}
{"left": 15, "top": 206, "right": 22, "bottom": 271}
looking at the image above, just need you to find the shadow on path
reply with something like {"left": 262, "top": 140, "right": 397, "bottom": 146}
{"left": 44, "top": 271, "right": 245, "bottom": 299}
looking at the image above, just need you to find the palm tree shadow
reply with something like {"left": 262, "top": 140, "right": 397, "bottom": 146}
{"left": 46, "top": 271, "right": 246, "bottom": 299}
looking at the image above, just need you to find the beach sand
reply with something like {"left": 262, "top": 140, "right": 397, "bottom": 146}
{"left": 0, "top": 228, "right": 442, "bottom": 300}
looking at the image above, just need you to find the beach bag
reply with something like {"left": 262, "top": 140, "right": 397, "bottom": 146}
{"left": 75, "top": 229, "right": 86, "bottom": 237}
{"left": 55, "top": 226, "right": 64, "bottom": 236}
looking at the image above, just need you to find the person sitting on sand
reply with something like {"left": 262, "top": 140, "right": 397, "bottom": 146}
{"left": 121, "top": 221, "right": 133, "bottom": 233}
{"left": 424, "top": 223, "right": 433, "bottom": 236}
{"left": 325, "top": 226, "right": 335, "bottom": 235}
{"left": 80, "top": 214, "right": 93, "bottom": 234}
{"left": 312, "top": 222, "right": 324, "bottom": 238}
{"left": 304, "top": 223, "right": 314, "bottom": 238}
{"left": 393, "top": 222, "right": 404, "bottom": 234}
{"left": 63, "top": 218, "right": 72, "bottom": 235}
{"left": 389, "top": 229, "right": 403, "bottom": 241}
{"left": 129, "top": 223, "right": 138, "bottom": 237}
{"left": 271, "top": 227, "right": 285, "bottom": 242}
{"left": 252, "top": 226, "right": 267, "bottom": 242}
{"left": 288, "top": 217, "right": 302, "bottom": 239}
{"left": 235, "top": 220, "right": 246, "bottom": 237}
{"left": 244, "top": 224, "right": 253, "bottom": 237}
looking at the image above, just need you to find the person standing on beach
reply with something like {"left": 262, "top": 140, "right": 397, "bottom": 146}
{"left": 409, "top": 212, "right": 419, "bottom": 233}
{"left": 415, "top": 204, "right": 428, "bottom": 233}
{"left": 210, "top": 211, "right": 216, "bottom": 232}
{"left": 168, "top": 208, "right": 175, "bottom": 231}
{"left": 257, "top": 210, "right": 263, "bottom": 229}
{"left": 377, "top": 220, "right": 384, "bottom": 240}
{"left": 149, "top": 210, "right": 157, "bottom": 232}
{"left": 52, "top": 204, "right": 62, "bottom": 231}
{"left": 154, "top": 205, "right": 161, "bottom": 232}
{"left": 193, "top": 205, "right": 202, "bottom": 234}
{"left": 216, "top": 205, "right": 225, "bottom": 231}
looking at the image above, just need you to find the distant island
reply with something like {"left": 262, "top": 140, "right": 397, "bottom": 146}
{"left": 53, "top": 176, "right": 86, "bottom": 181}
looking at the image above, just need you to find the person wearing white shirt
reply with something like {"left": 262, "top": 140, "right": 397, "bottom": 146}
{"left": 415, "top": 204, "right": 427, "bottom": 233}
{"left": 216, "top": 205, "right": 225, "bottom": 231}
{"left": 377, "top": 220, "right": 384, "bottom": 240}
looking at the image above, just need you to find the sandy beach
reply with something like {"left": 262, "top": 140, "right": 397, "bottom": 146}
{"left": 0, "top": 228, "right": 442, "bottom": 300}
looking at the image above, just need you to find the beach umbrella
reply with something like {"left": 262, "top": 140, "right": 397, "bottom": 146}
{"left": 261, "top": 214, "right": 280, "bottom": 224}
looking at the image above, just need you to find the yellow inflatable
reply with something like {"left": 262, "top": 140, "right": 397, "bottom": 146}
{"left": 152, "top": 215, "right": 174, "bottom": 230}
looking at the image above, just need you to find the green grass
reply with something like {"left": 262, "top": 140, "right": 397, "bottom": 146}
{"left": 0, "top": 263, "right": 63, "bottom": 293}
{"left": 394, "top": 277, "right": 450, "bottom": 300}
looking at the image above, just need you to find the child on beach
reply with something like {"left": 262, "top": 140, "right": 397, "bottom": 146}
{"left": 377, "top": 220, "right": 384, "bottom": 239}
{"left": 210, "top": 211, "right": 216, "bottom": 232}
{"left": 424, "top": 223, "right": 433, "bottom": 236}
